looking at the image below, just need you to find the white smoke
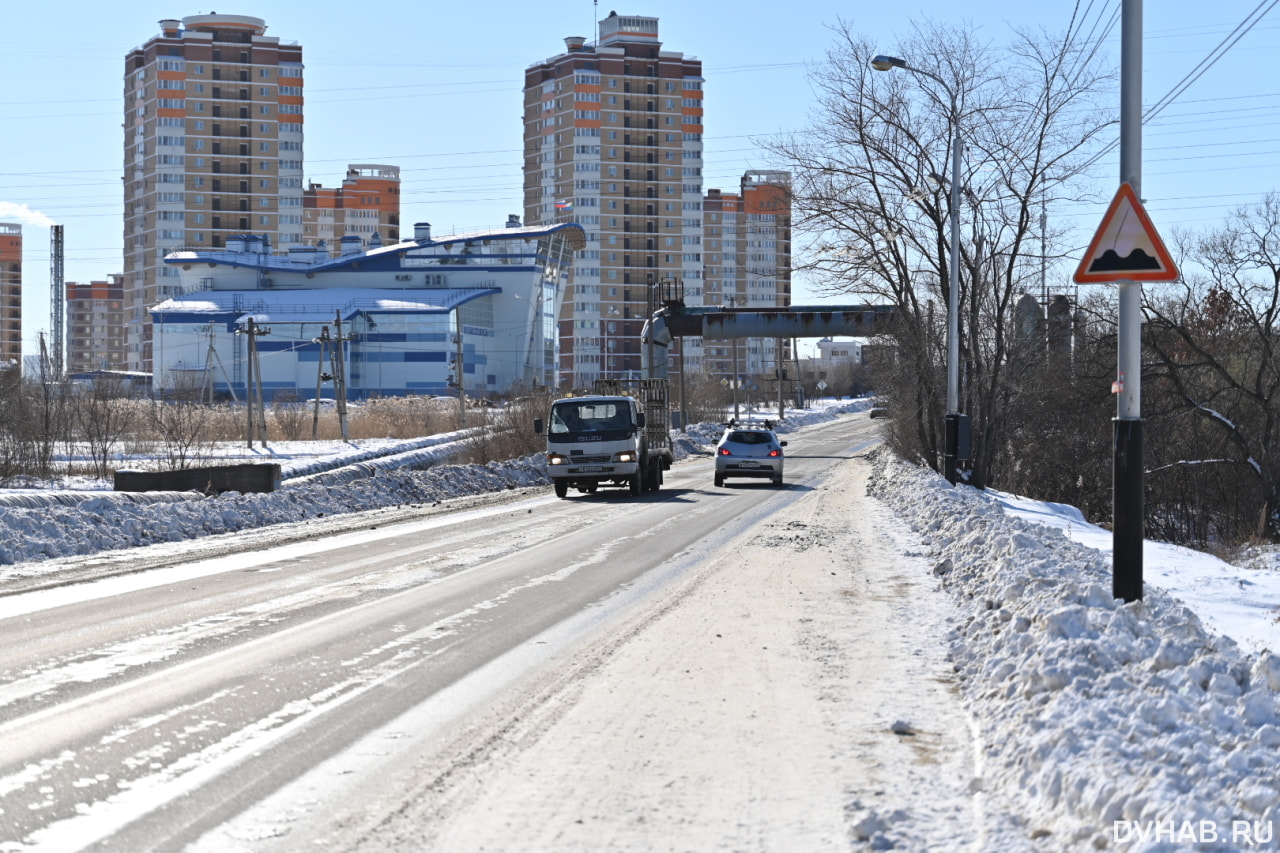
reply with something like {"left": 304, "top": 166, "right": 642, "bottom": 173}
{"left": 0, "top": 201, "right": 56, "bottom": 228}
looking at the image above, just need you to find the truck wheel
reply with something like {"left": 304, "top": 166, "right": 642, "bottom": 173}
{"left": 645, "top": 461, "right": 661, "bottom": 492}
{"left": 554, "top": 480, "right": 568, "bottom": 498}
{"left": 629, "top": 471, "right": 642, "bottom": 496}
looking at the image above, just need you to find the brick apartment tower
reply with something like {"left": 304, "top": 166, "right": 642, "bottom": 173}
{"left": 304, "top": 165, "right": 402, "bottom": 254}
{"left": 123, "top": 14, "right": 304, "bottom": 373}
{"left": 0, "top": 223, "right": 21, "bottom": 371}
{"left": 702, "top": 170, "right": 792, "bottom": 379}
{"left": 524, "top": 13, "right": 704, "bottom": 388}
{"left": 66, "top": 275, "right": 128, "bottom": 374}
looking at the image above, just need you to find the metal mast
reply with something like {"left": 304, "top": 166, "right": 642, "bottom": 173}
{"left": 50, "top": 225, "right": 64, "bottom": 377}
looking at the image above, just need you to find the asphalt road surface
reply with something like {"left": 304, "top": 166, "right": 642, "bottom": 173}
{"left": 0, "top": 413, "right": 976, "bottom": 853}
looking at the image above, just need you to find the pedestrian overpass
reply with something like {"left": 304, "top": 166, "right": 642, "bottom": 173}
{"left": 641, "top": 302, "right": 897, "bottom": 380}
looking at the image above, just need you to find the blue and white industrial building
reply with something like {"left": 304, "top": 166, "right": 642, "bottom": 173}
{"left": 151, "top": 219, "right": 585, "bottom": 401}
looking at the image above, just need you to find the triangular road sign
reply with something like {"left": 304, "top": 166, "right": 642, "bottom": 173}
{"left": 1075, "top": 182, "right": 1179, "bottom": 283}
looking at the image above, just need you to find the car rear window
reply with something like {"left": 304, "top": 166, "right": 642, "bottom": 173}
{"left": 728, "top": 431, "right": 773, "bottom": 444}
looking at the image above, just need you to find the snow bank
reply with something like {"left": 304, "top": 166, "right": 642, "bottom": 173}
{"left": 0, "top": 456, "right": 547, "bottom": 567}
{"left": 867, "top": 449, "right": 1280, "bottom": 851}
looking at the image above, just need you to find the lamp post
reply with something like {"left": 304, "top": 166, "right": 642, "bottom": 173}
{"left": 872, "top": 54, "right": 964, "bottom": 484}
{"left": 604, "top": 306, "right": 619, "bottom": 381}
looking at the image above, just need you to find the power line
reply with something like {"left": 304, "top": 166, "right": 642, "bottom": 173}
{"left": 1082, "top": 0, "right": 1280, "bottom": 172}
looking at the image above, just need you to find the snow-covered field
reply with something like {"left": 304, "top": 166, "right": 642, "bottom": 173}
{"left": 2, "top": 399, "right": 1278, "bottom": 849}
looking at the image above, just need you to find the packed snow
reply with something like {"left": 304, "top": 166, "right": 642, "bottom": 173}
{"left": 867, "top": 453, "right": 1280, "bottom": 851}
{"left": 2, "top": 399, "right": 1278, "bottom": 849}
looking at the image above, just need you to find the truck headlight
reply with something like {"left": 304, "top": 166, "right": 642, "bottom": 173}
{"left": 547, "top": 453, "right": 568, "bottom": 466}
{"left": 613, "top": 451, "right": 636, "bottom": 463}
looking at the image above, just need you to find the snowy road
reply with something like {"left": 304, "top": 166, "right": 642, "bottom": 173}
{"left": 0, "top": 413, "right": 976, "bottom": 851}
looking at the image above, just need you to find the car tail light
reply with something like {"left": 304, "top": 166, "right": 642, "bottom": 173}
{"left": 769, "top": 449, "right": 780, "bottom": 457}
{"left": 718, "top": 447, "right": 731, "bottom": 456}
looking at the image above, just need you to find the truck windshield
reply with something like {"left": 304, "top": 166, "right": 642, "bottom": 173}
{"left": 550, "top": 401, "right": 633, "bottom": 436}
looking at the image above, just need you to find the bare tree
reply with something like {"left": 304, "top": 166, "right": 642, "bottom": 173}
{"left": 148, "top": 377, "right": 213, "bottom": 471}
{"left": 75, "top": 377, "right": 138, "bottom": 480}
{"left": 769, "top": 18, "right": 1113, "bottom": 487}
{"left": 270, "top": 391, "right": 309, "bottom": 441}
{"left": 1143, "top": 195, "right": 1280, "bottom": 542}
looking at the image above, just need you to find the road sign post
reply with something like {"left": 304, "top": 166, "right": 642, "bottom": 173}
{"left": 1075, "top": 174, "right": 1179, "bottom": 603}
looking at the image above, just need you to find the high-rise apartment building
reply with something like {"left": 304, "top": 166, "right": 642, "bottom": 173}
{"left": 524, "top": 12, "right": 704, "bottom": 388}
{"left": 304, "top": 164, "right": 401, "bottom": 253}
{"left": 0, "top": 223, "right": 21, "bottom": 371}
{"left": 123, "top": 14, "right": 304, "bottom": 372}
{"left": 67, "top": 275, "right": 128, "bottom": 374}
{"left": 702, "top": 170, "right": 792, "bottom": 379}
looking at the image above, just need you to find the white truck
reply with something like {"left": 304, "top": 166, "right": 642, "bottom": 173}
{"left": 536, "top": 379, "right": 673, "bottom": 498}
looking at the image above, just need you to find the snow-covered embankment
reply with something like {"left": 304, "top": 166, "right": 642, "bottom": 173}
{"left": 868, "top": 450, "right": 1280, "bottom": 849}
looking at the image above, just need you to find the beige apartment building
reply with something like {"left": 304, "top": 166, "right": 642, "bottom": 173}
{"left": 524, "top": 12, "right": 706, "bottom": 387}
{"left": 66, "top": 275, "right": 128, "bottom": 374}
{"left": 303, "top": 164, "right": 402, "bottom": 253}
{"left": 702, "top": 170, "right": 792, "bottom": 380}
{"left": 123, "top": 14, "right": 304, "bottom": 372}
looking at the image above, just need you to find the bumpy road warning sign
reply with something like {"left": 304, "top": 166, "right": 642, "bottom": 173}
{"left": 1075, "top": 182, "right": 1179, "bottom": 283}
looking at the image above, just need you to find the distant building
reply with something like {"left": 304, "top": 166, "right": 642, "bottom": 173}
{"left": 523, "top": 13, "right": 705, "bottom": 387}
{"left": 702, "top": 171, "right": 792, "bottom": 379}
{"left": 67, "top": 275, "right": 128, "bottom": 373}
{"left": 0, "top": 223, "right": 19, "bottom": 371}
{"left": 802, "top": 337, "right": 869, "bottom": 391}
{"left": 304, "top": 164, "right": 401, "bottom": 253}
{"left": 150, "top": 220, "right": 585, "bottom": 400}
{"left": 123, "top": 14, "right": 305, "bottom": 373}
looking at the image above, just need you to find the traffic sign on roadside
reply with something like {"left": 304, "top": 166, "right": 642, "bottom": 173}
{"left": 1075, "top": 182, "right": 1179, "bottom": 283}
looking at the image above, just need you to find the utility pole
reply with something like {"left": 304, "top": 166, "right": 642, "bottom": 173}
{"left": 242, "top": 318, "right": 269, "bottom": 448}
{"left": 312, "top": 325, "right": 331, "bottom": 438}
{"left": 333, "top": 312, "right": 351, "bottom": 441}
{"left": 776, "top": 337, "right": 785, "bottom": 423}
{"left": 1114, "top": 0, "right": 1145, "bottom": 602}
{"left": 728, "top": 294, "right": 740, "bottom": 420}
{"left": 453, "top": 316, "right": 466, "bottom": 428}
{"left": 202, "top": 324, "right": 237, "bottom": 405}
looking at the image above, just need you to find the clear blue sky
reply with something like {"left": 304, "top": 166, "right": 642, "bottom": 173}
{"left": 3, "top": 1, "right": 1279, "bottom": 359}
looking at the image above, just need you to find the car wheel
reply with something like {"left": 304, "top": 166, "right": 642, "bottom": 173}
{"left": 714, "top": 473, "right": 724, "bottom": 488}
{"left": 772, "top": 474, "right": 783, "bottom": 487}
{"left": 554, "top": 480, "right": 568, "bottom": 498}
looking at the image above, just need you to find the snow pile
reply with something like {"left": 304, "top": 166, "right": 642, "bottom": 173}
{"left": 867, "top": 449, "right": 1280, "bottom": 851}
{"left": 277, "top": 428, "right": 481, "bottom": 479}
{"left": 0, "top": 456, "right": 548, "bottom": 567}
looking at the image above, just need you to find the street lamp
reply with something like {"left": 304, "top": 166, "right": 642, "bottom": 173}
{"left": 871, "top": 54, "right": 966, "bottom": 484}
{"left": 604, "top": 306, "right": 619, "bottom": 381}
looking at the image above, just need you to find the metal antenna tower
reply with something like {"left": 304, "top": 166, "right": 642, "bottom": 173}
{"left": 50, "top": 225, "right": 64, "bottom": 377}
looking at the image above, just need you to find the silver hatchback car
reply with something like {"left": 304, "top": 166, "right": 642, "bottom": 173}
{"left": 714, "top": 425, "right": 787, "bottom": 487}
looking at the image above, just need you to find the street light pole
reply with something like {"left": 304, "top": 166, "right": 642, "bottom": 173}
{"left": 872, "top": 55, "right": 964, "bottom": 483}
{"left": 604, "top": 306, "right": 619, "bottom": 382}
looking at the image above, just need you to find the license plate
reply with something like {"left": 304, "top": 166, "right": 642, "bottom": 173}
{"left": 574, "top": 466, "right": 603, "bottom": 473}
{"left": 735, "top": 461, "right": 759, "bottom": 468}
